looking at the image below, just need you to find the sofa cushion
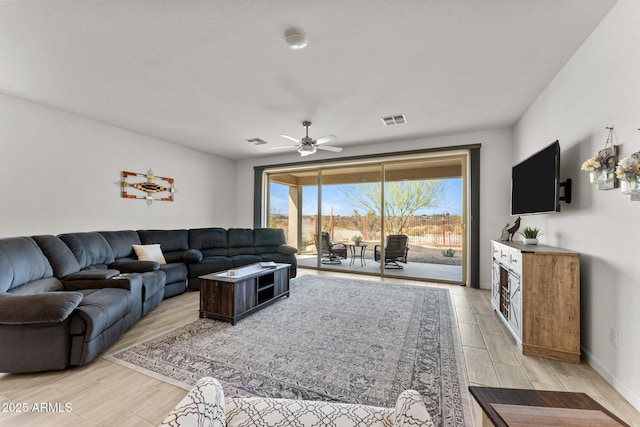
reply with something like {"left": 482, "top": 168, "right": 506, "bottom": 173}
{"left": 70, "top": 288, "right": 135, "bottom": 340}
{"left": 0, "top": 292, "right": 84, "bottom": 325}
{"left": 227, "top": 229, "right": 256, "bottom": 256}
{"left": 64, "top": 269, "right": 120, "bottom": 281}
{"left": 188, "top": 256, "right": 233, "bottom": 278}
{"left": 32, "top": 234, "right": 82, "bottom": 278}
{"left": 138, "top": 229, "right": 189, "bottom": 251}
{"left": 138, "top": 229, "right": 189, "bottom": 263}
{"left": 58, "top": 232, "right": 115, "bottom": 270}
{"left": 0, "top": 237, "right": 54, "bottom": 293}
{"left": 109, "top": 259, "right": 160, "bottom": 273}
{"left": 158, "top": 262, "right": 188, "bottom": 285}
{"left": 253, "top": 228, "right": 287, "bottom": 251}
{"left": 99, "top": 230, "right": 141, "bottom": 259}
{"left": 231, "top": 255, "right": 262, "bottom": 268}
{"left": 133, "top": 244, "right": 167, "bottom": 265}
{"left": 260, "top": 253, "right": 296, "bottom": 265}
{"left": 7, "top": 277, "right": 64, "bottom": 294}
{"left": 189, "top": 228, "right": 228, "bottom": 257}
{"left": 139, "top": 270, "right": 166, "bottom": 315}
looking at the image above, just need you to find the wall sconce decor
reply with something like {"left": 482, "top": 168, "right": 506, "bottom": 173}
{"left": 581, "top": 126, "right": 618, "bottom": 190}
{"left": 121, "top": 169, "right": 174, "bottom": 205}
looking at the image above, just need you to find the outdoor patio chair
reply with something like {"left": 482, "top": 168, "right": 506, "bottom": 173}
{"left": 374, "top": 234, "right": 409, "bottom": 269}
{"left": 315, "top": 232, "right": 347, "bottom": 264}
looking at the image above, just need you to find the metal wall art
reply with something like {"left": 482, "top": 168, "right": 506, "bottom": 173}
{"left": 121, "top": 169, "right": 174, "bottom": 205}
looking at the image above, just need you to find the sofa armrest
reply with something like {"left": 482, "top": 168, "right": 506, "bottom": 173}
{"left": 109, "top": 260, "right": 159, "bottom": 273}
{"left": 160, "top": 377, "right": 225, "bottom": 427}
{"left": 64, "top": 269, "right": 120, "bottom": 281}
{"left": 63, "top": 273, "right": 142, "bottom": 291}
{"left": 277, "top": 244, "right": 298, "bottom": 255}
{"left": 0, "top": 292, "right": 83, "bottom": 325}
{"left": 182, "top": 249, "right": 203, "bottom": 264}
{"left": 393, "top": 390, "right": 434, "bottom": 427}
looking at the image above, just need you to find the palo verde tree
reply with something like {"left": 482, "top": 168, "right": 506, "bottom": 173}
{"left": 341, "top": 180, "right": 445, "bottom": 234}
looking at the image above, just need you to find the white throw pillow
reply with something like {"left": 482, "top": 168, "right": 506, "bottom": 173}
{"left": 132, "top": 244, "right": 167, "bottom": 265}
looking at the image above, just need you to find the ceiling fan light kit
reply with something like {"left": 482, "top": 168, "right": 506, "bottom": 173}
{"left": 272, "top": 121, "right": 343, "bottom": 157}
{"left": 298, "top": 144, "right": 316, "bottom": 156}
{"left": 284, "top": 28, "right": 308, "bottom": 50}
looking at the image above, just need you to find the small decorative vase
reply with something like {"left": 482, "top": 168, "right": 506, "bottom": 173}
{"left": 589, "top": 170, "right": 602, "bottom": 184}
{"left": 523, "top": 238, "right": 538, "bottom": 245}
{"left": 620, "top": 178, "right": 637, "bottom": 194}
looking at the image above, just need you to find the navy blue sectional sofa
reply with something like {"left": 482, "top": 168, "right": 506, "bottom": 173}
{"left": 0, "top": 227, "right": 297, "bottom": 373}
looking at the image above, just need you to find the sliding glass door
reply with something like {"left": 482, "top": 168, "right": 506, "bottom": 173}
{"left": 318, "top": 165, "right": 382, "bottom": 272}
{"left": 381, "top": 157, "right": 466, "bottom": 283}
{"left": 264, "top": 150, "right": 469, "bottom": 284}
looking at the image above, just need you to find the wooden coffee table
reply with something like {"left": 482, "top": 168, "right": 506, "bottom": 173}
{"left": 199, "top": 263, "right": 290, "bottom": 325}
{"left": 469, "top": 386, "right": 628, "bottom": 426}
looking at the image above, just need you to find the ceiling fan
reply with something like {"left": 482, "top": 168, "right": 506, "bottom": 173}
{"left": 271, "top": 121, "right": 342, "bottom": 156}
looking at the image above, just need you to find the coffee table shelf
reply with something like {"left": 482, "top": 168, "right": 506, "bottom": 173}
{"left": 199, "top": 263, "right": 290, "bottom": 325}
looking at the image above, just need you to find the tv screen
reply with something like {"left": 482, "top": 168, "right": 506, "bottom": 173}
{"left": 511, "top": 141, "right": 560, "bottom": 215}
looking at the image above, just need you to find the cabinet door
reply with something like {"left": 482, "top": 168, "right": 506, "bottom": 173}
{"left": 508, "top": 272, "right": 522, "bottom": 339}
{"left": 491, "top": 261, "right": 501, "bottom": 310}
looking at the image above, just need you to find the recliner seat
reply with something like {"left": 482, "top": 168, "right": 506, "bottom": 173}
{"left": 0, "top": 236, "right": 142, "bottom": 373}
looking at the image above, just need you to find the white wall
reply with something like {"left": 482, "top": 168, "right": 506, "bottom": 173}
{"left": 0, "top": 93, "right": 236, "bottom": 237}
{"left": 234, "top": 128, "right": 514, "bottom": 288}
{"left": 514, "top": 0, "right": 640, "bottom": 409}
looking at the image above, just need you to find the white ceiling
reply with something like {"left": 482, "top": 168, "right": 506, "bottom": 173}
{"left": 0, "top": 0, "right": 617, "bottom": 160}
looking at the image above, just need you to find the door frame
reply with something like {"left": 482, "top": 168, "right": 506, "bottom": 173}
{"left": 254, "top": 144, "right": 481, "bottom": 287}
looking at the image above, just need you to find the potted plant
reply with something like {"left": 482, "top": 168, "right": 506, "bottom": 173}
{"left": 351, "top": 234, "right": 363, "bottom": 245}
{"left": 519, "top": 226, "right": 542, "bottom": 245}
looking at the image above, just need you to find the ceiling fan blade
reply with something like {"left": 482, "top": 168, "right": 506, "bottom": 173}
{"left": 270, "top": 144, "right": 299, "bottom": 150}
{"left": 316, "top": 145, "right": 343, "bottom": 152}
{"left": 314, "top": 134, "right": 337, "bottom": 145}
{"left": 280, "top": 134, "right": 300, "bottom": 143}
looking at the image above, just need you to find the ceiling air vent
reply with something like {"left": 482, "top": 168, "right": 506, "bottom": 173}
{"left": 246, "top": 138, "right": 267, "bottom": 145}
{"left": 381, "top": 114, "right": 407, "bottom": 126}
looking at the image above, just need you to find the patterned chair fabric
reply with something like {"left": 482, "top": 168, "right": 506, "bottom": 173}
{"left": 160, "top": 377, "right": 225, "bottom": 427}
{"left": 161, "top": 377, "right": 434, "bottom": 427}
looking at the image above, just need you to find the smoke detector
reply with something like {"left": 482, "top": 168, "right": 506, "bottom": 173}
{"left": 284, "top": 28, "right": 308, "bottom": 50}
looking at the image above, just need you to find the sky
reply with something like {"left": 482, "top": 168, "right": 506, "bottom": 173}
{"left": 269, "top": 178, "right": 462, "bottom": 217}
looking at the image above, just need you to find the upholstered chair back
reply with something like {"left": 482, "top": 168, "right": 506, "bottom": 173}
{"left": 227, "top": 228, "right": 256, "bottom": 256}
{"left": 0, "top": 237, "right": 56, "bottom": 293}
{"left": 188, "top": 228, "right": 228, "bottom": 257}
{"left": 58, "top": 232, "right": 115, "bottom": 270}
{"left": 99, "top": 230, "right": 142, "bottom": 260}
{"left": 137, "top": 229, "right": 189, "bottom": 263}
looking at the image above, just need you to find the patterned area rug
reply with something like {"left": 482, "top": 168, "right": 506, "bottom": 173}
{"left": 106, "top": 274, "right": 469, "bottom": 426}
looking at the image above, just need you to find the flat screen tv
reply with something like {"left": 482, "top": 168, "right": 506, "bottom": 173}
{"left": 511, "top": 140, "right": 561, "bottom": 215}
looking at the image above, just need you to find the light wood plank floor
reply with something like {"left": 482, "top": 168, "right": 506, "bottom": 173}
{"left": 1, "top": 269, "right": 639, "bottom": 426}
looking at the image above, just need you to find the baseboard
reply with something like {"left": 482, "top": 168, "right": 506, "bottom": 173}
{"left": 581, "top": 346, "right": 640, "bottom": 412}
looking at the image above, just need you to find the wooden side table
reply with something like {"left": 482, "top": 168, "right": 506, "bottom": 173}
{"left": 469, "top": 386, "right": 628, "bottom": 426}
